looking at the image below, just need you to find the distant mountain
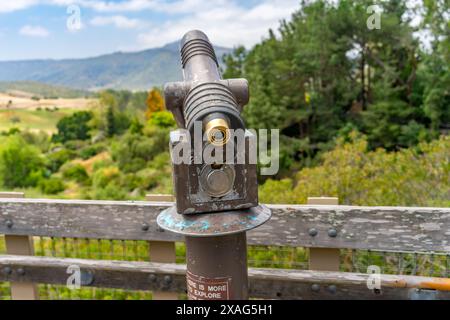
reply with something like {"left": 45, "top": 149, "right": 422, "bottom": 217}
{"left": 0, "top": 42, "right": 232, "bottom": 91}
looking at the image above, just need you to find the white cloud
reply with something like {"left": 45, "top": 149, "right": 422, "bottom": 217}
{"left": 85, "top": 0, "right": 157, "bottom": 12}
{"left": 136, "top": 0, "right": 298, "bottom": 49}
{"left": 0, "top": 0, "right": 39, "bottom": 13}
{"left": 0, "top": 0, "right": 157, "bottom": 13}
{"left": 19, "top": 25, "right": 50, "bottom": 37}
{"left": 45, "top": 0, "right": 158, "bottom": 12}
{"left": 4, "top": 0, "right": 299, "bottom": 48}
{"left": 90, "top": 15, "right": 142, "bottom": 29}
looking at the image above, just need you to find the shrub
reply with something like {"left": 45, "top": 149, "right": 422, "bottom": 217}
{"left": 129, "top": 118, "right": 144, "bottom": 134}
{"left": 39, "top": 177, "right": 65, "bottom": 195}
{"left": 47, "top": 148, "right": 76, "bottom": 173}
{"left": 259, "top": 132, "right": 450, "bottom": 207}
{"left": 64, "top": 139, "right": 89, "bottom": 151}
{"left": 79, "top": 144, "right": 106, "bottom": 160}
{"left": 92, "top": 157, "right": 114, "bottom": 172}
{"left": 9, "top": 116, "right": 21, "bottom": 123}
{"left": 92, "top": 166, "right": 122, "bottom": 189}
{"left": 1, "top": 128, "right": 21, "bottom": 136}
{"left": 92, "top": 184, "right": 127, "bottom": 200}
{"left": 111, "top": 133, "right": 163, "bottom": 173}
{"left": 259, "top": 179, "right": 297, "bottom": 204}
{"left": 20, "top": 130, "right": 50, "bottom": 152}
{"left": 148, "top": 111, "right": 176, "bottom": 128}
{"left": 62, "top": 164, "right": 89, "bottom": 184}
{"left": 0, "top": 135, "right": 45, "bottom": 188}
{"left": 52, "top": 111, "right": 93, "bottom": 143}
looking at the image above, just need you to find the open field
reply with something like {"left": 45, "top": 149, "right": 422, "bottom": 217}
{"left": 0, "top": 93, "right": 96, "bottom": 133}
{"left": 0, "top": 92, "right": 95, "bottom": 110}
{"left": 0, "top": 108, "right": 89, "bottom": 134}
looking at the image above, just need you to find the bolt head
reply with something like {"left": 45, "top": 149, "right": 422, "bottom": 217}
{"left": 141, "top": 223, "right": 149, "bottom": 231}
{"left": 328, "top": 285, "right": 337, "bottom": 294}
{"left": 149, "top": 274, "right": 157, "bottom": 282}
{"left": 311, "top": 284, "right": 320, "bottom": 292}
{"left": 163, "top": 275, "right": 172, "bottom": 285}
{"left": 5, "top": 220, "right": 13, "bottom": 228}
{"left": 17, "top": 268, "right": 25, "bottom": 276}
{"left": 328, "top": 228, "right": 337, "bottom": 238}
{"left": 3, "top": 267, "right": 12, "bottom": 275}
{"left": 308, "top": 228, "right": 318, "bottom": 237}
{"left": 80, "top": 270, "right": 95, "bottom": 286}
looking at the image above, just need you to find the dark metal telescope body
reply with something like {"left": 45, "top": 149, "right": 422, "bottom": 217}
{"left": 164, "top": 30, "right": 258, "bottom": 215}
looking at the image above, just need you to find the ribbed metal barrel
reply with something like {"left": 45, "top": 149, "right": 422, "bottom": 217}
{"left": 180, "top": 30, "right": 244, "bottom": 133}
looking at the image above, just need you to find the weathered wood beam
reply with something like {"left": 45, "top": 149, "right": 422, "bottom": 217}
{"left": 1, "top": 255, "right": 449, "bottom": 300}
{"left": 1, "top": 199, "right": 449, "bottom": 252}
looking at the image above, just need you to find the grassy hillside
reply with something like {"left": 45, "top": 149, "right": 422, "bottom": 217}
{"left": 0, "top": 81, "right": 91, "bottom": 98}
{"left": 0, "top": 108, "right": 83, "bottom": 133}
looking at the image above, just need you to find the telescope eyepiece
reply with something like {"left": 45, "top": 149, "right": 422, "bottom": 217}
{"left": 204, "top": 115, "right": 230, "bottom": 146}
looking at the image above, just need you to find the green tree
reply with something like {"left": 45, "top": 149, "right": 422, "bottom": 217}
{"left": 419, "top": 0, "right": 450, "bottom": 133}
{"left": 225, "top": 0, "right": 431, "bottom": 170}
{"left": 99, "top": 90, "right": 131, "bottom": 137}
{"left": 222, "top": 46, "right": 247, "bottom": 78}
{"left": 52, "top": 111, "right": 93, "bottom": 143}
{"left": 148, "top": 111, "right": 176, "bottom": 128}
{"left": 106, "top": 105, "right": 116, "bottom": 137}
{"left": 0, "top": 135, "right": 45, "bottom": 188}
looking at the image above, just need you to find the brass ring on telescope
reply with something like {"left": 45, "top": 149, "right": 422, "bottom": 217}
{"left": 204, "top": 118, "right": 230, "bottom": 146}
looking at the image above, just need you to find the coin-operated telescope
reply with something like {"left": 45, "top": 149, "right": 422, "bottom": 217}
{"left": 163, "top": 30, "right": 257, "bottom": 215}
{"left": 157, "top": 30, "right": 271, "bottom": 300}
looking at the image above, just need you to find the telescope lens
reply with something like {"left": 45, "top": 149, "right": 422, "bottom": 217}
{"left": 204, "top": 117, "right": 230, "bottom": 146}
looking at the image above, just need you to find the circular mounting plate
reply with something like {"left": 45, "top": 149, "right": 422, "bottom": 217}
{"left": 157, "top": 204, "right": 271, "bottom": 237}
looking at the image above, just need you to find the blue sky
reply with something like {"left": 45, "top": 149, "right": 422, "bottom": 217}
{"left": 0, "top": 0, "right": 299, "bottom": 61}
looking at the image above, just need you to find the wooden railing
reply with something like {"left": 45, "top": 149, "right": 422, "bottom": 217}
{"left": 1, "top": 193, "right": 450, "bottom": 300}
